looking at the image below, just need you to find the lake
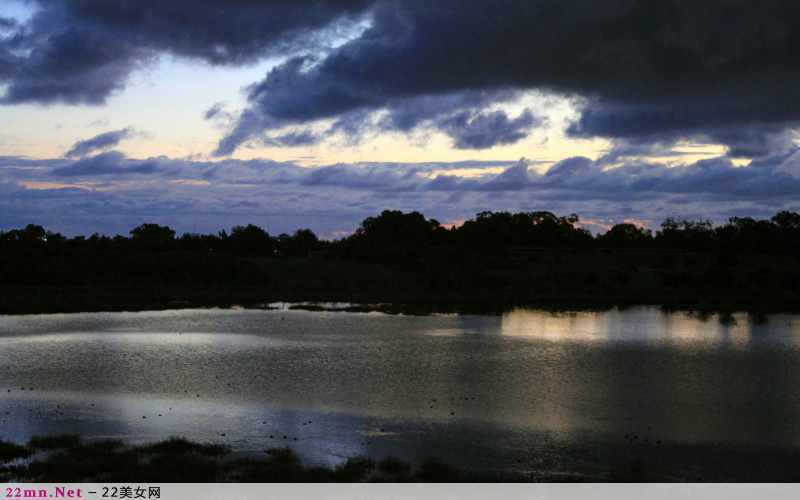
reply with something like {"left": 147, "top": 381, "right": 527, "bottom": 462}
{"left": 1, "top": 305, "right": 799, "bottom": 481}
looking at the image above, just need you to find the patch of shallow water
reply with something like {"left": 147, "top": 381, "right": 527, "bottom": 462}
{"left": 1, "top": 306, "right": 799, "bottom": 480}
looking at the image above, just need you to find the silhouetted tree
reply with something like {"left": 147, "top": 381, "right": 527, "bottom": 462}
{"left": 344, "top": 210, "right": 447, "bottom": 264}
{"left": 177, "top": 232, "right": 223, "bottom": 253}
{"left": 771, "top": 211, "right": 800, "bottom": 230}
{"left": 279, "top": 228, "right": 320, "bottom": 257}
{"left": 0, "top": 224, "right": 47, "bottom": 244}
{"left": 129, "top": 223, "right": 176, "bottom": 251}
{"left": 597, "top": 223, "right": 653, "bottom": 248}
{"left": 456, "top": 211, "right": 517, "bottom": 254}
{"left": 355, "top": 210, "right": 444, "bottom": 244}
{"left": 715, "top": 216, "right": 776, "bottom": 253}
{"left": 655, "top": 217, "right": 714, "bottom": 250}
{"left": 226, "top": 224, "right": 273, "bottom": 257}
{"left": 456, "top": 210, "right": 591, "bottom": 253}
{"left": 771, "top": 211, "right": 800, "bottom": 256}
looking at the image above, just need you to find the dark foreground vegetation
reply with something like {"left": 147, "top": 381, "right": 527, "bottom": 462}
{"left": 6, "top": 433, "right": 796, "bottom": 482}
{"left": 2, "top": 210, "right": 800, "bottom": 314}
{"left": 0, "top": 434, "right": 511, "bottom": 482}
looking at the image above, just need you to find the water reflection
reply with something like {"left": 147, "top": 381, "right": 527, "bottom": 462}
{"left": 497, "top": 307, "right": 800, "bottom": 348}
{"left": 1, "top": 306, "right": 799, "bottom": 480}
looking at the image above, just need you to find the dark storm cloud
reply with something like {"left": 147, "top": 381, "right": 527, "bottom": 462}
{"left": 64, "top": 128, "right": 132, "bottom": 157}
{"left": 567, "top": 101, "right": 800, "bottom": 157}
{"left": 0, "top": 5, "right": 150, "bottom": 104}
{"left": 217, "top": 0, "right": 800, "bottom": 154}
{"left": 214, "top": 78, "right": 538, "bottom": 154}
{"left": 705, "top": 127, "right": 799, "bottom": 159}
{"left": 375, "top": 92, "right": 515, "bottom": 133}
{"left": 0, "top": 0, "right": 371, "bottom": 104}
{"left": 38, "top": 0, "right": 372, "bottom": 63}
{"left": 5, "top": 0, "right": 799, "bottom": 154}
{"left": 321, "top": 91, "right": 539, "bottom": 151}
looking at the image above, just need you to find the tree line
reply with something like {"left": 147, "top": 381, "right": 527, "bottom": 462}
{"left": 1, "top": 209, "right": 799, "bottom": 294}
{"left": 339, "top": 209, "right": 800, "bottom": 260}
{"left": 2, "top": 209, "right": 800, "bottom": 259}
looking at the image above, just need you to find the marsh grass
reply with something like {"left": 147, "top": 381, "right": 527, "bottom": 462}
{"left": 1, "top": 435, "right": 510, "bottom": 483}
{"left": 0, "top": 438, "right": 32, "bottom": 462}
{"left": 28, "top": 433, "right": 82, "bottom": 450}
{"left": 134, "top": 436, "right": 229, "bottom": 457}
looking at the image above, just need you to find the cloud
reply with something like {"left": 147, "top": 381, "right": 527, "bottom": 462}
{"left": 0, "top": 155, "right": 66, "bottom": 168}
{"left": 43, "top": 0, "right": 372, "bottom": 63}
{"left": 4, "top": 1, "right": 799, "bottom": 156}
{"left": 215, "top": 78, "right": 538, "bottom": 154}
{"left": 542, "top": 156, "right": 596, "bottom": 184}
{"left": 0, "top": 7, "right": 150, "bottom": 105}
{"left": 483, "top": 157, "right": 533, "bottom": 190}
{"left": 0, "top": 17, "right": 18, "bottom": 30}
{"left": 20, "top": 147, "right": 800, "bottom": 205}
{"left": 203, "top": 102, "right": 227, "bottom": 120}
{"left": 706, "top": 127, "right": 799, "bottom": 159}
{"left": 52, "top": 151, "right": 166, "bottom": 176}
{"left": 64, "top": 128, "right": 132, "bottom": 157}
{"left": 0, "top": 0, "right": 372, "bottom": 105}
{"left": 261, "top": 130, "right": 320, "bottom": 148}
{"left": 4, "top": 148, "right": 800, "bottom": 238}
{"left": 567, "top": 101, "right": 800, "bottom": 153}
{"left": 440, "top": 109, "right": 539, "bottom": 149}
{"left": 215, "top": 0, "right": 800, "bottom": 154}
{"left": 375, "top": 92, "right": 511, "bottom": 133}
{"left": 299, "top": 162, "right": 420, "bottom": 192}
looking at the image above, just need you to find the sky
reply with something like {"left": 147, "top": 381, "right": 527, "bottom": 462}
{"left": 1, "top": 0, "right": 799, "bottom": 238}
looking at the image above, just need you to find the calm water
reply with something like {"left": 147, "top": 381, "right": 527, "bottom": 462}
{"left": 1, "top": 306, "right": 799, "bottom": 481}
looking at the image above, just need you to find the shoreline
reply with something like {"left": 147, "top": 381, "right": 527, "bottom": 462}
{"left": 2, "top": 248, "right": 799, "bottom": 316}
{"left": 2, "top": 283, "right": 798, "bottom": 317}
